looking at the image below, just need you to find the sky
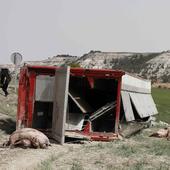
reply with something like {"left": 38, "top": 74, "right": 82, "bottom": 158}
{"left": 0, "top": 0, "right": 170, "bottom": 64}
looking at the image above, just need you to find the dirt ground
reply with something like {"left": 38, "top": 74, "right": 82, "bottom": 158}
{"left": 0, "top": 113, "right": 61, "bottom": 170}
{"left": 0, "top": 86, "right": 170, "bottom": 170}
{"left": 0, "top": 112, "right": 170, "bottom": 170}
{"left": 1, "top": 135, "right": 170, "bottom": 170}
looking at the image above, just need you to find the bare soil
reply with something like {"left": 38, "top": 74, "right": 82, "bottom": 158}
{"left": 152, "top": 83, "right": 170, "bottom": 89}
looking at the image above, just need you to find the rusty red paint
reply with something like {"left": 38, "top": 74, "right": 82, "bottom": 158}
{"left": 25, "top": 65, "right": 124, "bottom": 78}
{"left": 83, "top": 121, "right": 91, "bottom": 134}
{"left": 27, "top": 72, "right": 36, "bottom": 127}
{"left": 87, "top": 77, "right": 94, "bottom": 89}
{"left": 17, "top": 67, "right": 27, "bottom": 128}
{"left": 89, "top": 132, "right": 118, "bottom": 141}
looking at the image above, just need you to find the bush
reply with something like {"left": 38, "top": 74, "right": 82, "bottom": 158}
{"left": 68, "top": 62, "right": 81, "bottom": 68}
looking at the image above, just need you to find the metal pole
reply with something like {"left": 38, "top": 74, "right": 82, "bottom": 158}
{"left": 13, "top": 54, "right": 17, "bottom": 93}
{"left": 15, "top": 65, "right": 17, "bottom": 93}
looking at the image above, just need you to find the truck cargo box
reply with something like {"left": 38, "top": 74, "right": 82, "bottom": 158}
{"left": 17, "top": 65, "right": 124, "bottom": 144}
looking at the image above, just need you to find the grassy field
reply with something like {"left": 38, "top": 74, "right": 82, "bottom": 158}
{"left": 36, "top": 128, "right": 170, "bottom": 170}
{"left": 36, "top": 87, "right": 170, "bottom": 170}
{"left": 152, "top": 88, "right": 170, "bottom": 124}
{"left": 35, "top": 88, "right": 170, "bottom": 169}
{"left": 0, "top": 85, "right": 170, "bottom": 169}
{"left": 0, "top": 86, "right": 17, "bottom": 118}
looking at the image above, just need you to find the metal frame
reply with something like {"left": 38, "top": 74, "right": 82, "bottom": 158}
{"left": 17, "top": 65, "right": 125, "bottom": 141}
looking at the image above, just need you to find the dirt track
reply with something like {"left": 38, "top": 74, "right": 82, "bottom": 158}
{"left": 0, "top": 112, "right": 82, "bottom": 170}
{"left": 0, "top": 113, "right": 58, "bottom": 170}
{"left": 0, "top": 143, "right": 65, "bottom": 170}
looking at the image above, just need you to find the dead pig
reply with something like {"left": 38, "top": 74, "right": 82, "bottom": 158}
{"left": 3, "top": 128, "right": 51, "bottom": 149}
{"left": 11, "top": 139, "right": 32, "bottom": 149}
{"left": 150, "top": 127, "right": 170, "bottom": 140}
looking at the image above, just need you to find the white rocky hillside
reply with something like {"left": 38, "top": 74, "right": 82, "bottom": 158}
{"left": 140, "top": 52, "right": 170, "bottom": 82}
{"left": 26, "top": 54, "right": 77, "bottom": 66}
{"left": 75, "top": 51, "right": 170, "bottom": 83}
{"left": 2, "top": 51, "right": 170, "bottom": 83}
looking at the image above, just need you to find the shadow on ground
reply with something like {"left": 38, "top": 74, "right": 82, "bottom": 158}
{"left": 0, "top": 118, "right": 16, "bottom": 134}
{"left": 0, "top": 92, "right": 5, "bottom": 96}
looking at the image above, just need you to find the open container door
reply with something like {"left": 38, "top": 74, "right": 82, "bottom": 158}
{"left": 121, "top": 91, "right": 135, "bottom": 121}
{"left": 121, "top": 73, "right": 158, "bottom": 122}
{"left": 52, "top": 66, "right": 70, "bottom": 144}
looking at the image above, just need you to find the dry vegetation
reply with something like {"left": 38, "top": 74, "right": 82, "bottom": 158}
{"left": 35, "top": 128, "right": 170, "bottom": 170}
{"left": 0, "top": 86, "right": 17, "bottom": 118}
{"left": 152, "top": 83, "right": 170, "bottom": 89}
{"left": 0, "top": 85, "right": 169, "bottom": 170}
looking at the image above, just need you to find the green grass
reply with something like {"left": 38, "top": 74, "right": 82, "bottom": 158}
{"left": 152, "top": 88, "right": 170, "bottom": 123}
{"left": 35, "top": 155, "right": 56, "bottom": 170}
{"left": 71, "top": 160, "right": 84, "bottom": 170}
{"left": 83, "top": 132, "right": 170, "bottom": 169}
{"left": 33, "top": 128, "right": 170, "bottom": 170}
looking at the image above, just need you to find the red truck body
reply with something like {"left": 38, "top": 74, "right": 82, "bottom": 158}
{"left": 17, "top": 65, "right": 125, "bottom": 142}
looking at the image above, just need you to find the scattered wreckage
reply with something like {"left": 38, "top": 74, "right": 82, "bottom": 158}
{"left": 15, "top": 65, "right": 158, "bottom": 144}
{"left": 3, "top": 128, "right": 51, "bottom": 149}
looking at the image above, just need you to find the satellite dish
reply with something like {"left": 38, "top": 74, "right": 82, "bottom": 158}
{"left": 11, "top": 52, "right": 22, "bottom": 66}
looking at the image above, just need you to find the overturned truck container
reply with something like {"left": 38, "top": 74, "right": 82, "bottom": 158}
{"left": 17, "top": 65, "right": 157, "bottom": 144}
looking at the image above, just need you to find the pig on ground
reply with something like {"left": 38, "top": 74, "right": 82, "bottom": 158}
{"left": 150, "top": 127, "right": 170, "bottom": 140}
{"left": 13, "top": 139, "right": 32, "bottom": 148}
{"left": 3, "top": 128, "right": 51, "bottom": 149}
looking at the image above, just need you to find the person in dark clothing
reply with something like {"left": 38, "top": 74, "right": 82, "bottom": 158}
{"left": 0, "top": 68, "right": 11, "bottom": 96}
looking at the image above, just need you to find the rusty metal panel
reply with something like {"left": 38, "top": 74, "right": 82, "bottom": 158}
{"left": 52, "top": 67, "right": 70, "bottom": 144}
{"left": 121, "top": 91, "right": 135, "bottom": 121}
{"left": 35, "top": 75, "right": 54, "bottom": 102}
{"left": 129, "top": 92, "right": 158, "bottom": 118}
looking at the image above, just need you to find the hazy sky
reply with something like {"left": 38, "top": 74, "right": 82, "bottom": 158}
{"left": 0, "top": 0, "right": 170, "bottom": 64}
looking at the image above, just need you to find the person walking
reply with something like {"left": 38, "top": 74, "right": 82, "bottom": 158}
{"left": 0, "top": 68, "right": 11, "bottom": 96}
